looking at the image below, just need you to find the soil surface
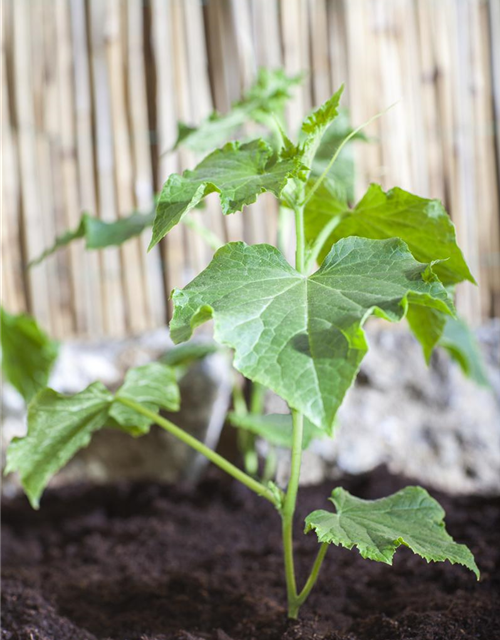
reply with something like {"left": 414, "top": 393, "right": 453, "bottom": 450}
{"left": 2, "top": 467, "right": 499, "bottom": 640}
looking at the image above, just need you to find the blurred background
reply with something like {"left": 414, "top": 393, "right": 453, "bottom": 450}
{"left": 2, "top": 0, "right": 499, "bottom": 338}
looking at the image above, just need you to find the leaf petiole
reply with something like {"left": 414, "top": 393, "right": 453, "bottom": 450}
{"left": 115, "top": 396, "right": 277, "bottom": 506}
{"left": 304, "top": 101, "right": 399, "bottom": 207}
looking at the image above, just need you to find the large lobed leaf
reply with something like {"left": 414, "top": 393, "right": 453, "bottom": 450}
{"left": 5, "top": 363, "right": 179, "bottom": 508}
{"left": 0, "top": 308, "right": 59, "bottom": 402}
{"left": 170, "top": 237, "right": 454, "bottom": 432}
{"left": 305, "top": 486, "right": 479, "bottom": 578}
{"left": 310, "top": 184, "right": 474, "bottom": 286}
{"left": 305, "top": 184, "right": 474, "bottom": 359}
{"left": 150, "top": 139, "right": 305, "bottom": 250}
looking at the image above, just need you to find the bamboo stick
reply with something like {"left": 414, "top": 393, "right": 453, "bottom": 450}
{"left": 89, "top": 0, "right": 127, "bottom": 335}
{"left": 69, "top": 0, "right": 104, "bottom": 336}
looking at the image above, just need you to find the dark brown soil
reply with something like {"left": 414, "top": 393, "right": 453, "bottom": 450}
{"left": 2, "top": 467, "right": 499, "bottom": 640}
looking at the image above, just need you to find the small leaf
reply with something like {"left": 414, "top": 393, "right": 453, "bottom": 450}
{"left": 173, "top": 68, "right": 302, "bottom": 152}
{"left": 305, "top": 486, "right": 479, "bottom": 578}
{"left": 439, "top": 316, "right": 490, "bottom": 387}
{"left": 228, "top": 413, "right": 333, "bottom": 450}
{"left": 150, "top": 140, "right": 305, "bottom": 249}
{"left": 5, "top": 383, "right": 113, "bottom": 508}
{"left": 300, "top": 85, "right": 344, "bottom": 167}
{"left": 0, "top": 308, "right": 59, "bottom": 402}
{"left": 109, "top": 363, "right": 180, "bottom": 434}
{"left": 30, "top": 211, "right": 155, "bottom": 266}
{"left": 161, "top": 341, "right": 220, "bottom": 368}
{"left": 312, "top": 184, "right": 474, "bottom": 285}
{"left": 170, "top": 237, "right": 453, "bottom": 431}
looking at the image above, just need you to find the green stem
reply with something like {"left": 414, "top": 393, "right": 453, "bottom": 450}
{"left": 296, "top": 543, "right": 328, "bottom": 606}
{"left": 303, "top": 213, "right": 345, "bottom": 274}
{"left": 294, "top": 206, "right": 305, "bottom": 274}
{"left": 281, "top": 409, "right": 304, "bottom": 618}
{"left": 182, "top": 215, "right": 224, "bottom": 252}
{"left": 115, "top": 396, "right": 276, "bottom": 505}
{"left": 304, "top": 101, "right": 398, "bottom": 207}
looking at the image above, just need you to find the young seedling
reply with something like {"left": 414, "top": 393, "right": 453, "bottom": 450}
{"left": 6, "top": 83, "right": 480, "bottom": 620}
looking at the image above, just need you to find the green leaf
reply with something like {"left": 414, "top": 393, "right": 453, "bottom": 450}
{"left": 161, "top": 341, "right": 220, "bottom": 368}
{"left": 439, "top": 316, "right": 490, "bottom": 387}
{"left": 406, "top": 305, "right": 448, "bottom": 363}
{"left": 5, "top": 363, "right": 181, "bottom": 507}
{"left": 170, "top": 237, "right": 454, "bottom": 431}
{"left": 150, "top": 140, "right": 305, "bottom": 250}
{"left": 300, "top": 85, "right": 344, "bottom": 167}
{"left": 305, "top": 486, "right": 479, "bottom": 578}
{"left": 109, "top": 363, "right": 180, "bottom": 435}
{"left": 313, "top": 184, "right": 474, "bottom": 286}
{"left": 228, "top": 412, "right": 333, "bottom": 450}
{"left": 29, "top": 211, "right": 155, "bottom": 266}
{"left": 0, "top": 308, "right": 59, "bottom": 402}
{"left": 5, "top": 383, "right": 113, "bottom": 508}
{"left": 173, "top": 68, "right": 302, "bottom": 153}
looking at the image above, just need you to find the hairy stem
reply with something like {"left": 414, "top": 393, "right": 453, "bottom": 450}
{"left": 281, "top": 410, "right": 304, "bottom": 617}
{"left": 115, "top": 396, "right": 276, "bottom": 505}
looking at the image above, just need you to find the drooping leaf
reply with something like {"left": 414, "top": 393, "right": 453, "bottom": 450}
{"left": 312, "top": 184, "right": 474, "bottom": 286}
{"left": 228, "top": 412, "right": 333, "bottom": 450}
{"left": 0, "top": 308, "right": 59, "bottom": 402}
{"left": 29, "top": 210, "right": 156, "bottom": 266}
{"left": 305, "top": 486, "right": 479, "bottom": 578}
{"left": 161, "top": 341, "right": 220, "bottom": 368}
{"left": 439, "top": 316, "right": 490, "bottom": 387}
{"left": 170, "top": 237, "right": 454, "bottom": 431}
{"left": 5, "top": 364, "right": 181, "bottom": 508}
{"left": 5, "top": 383, "right": 113, "bottom": 508}
{"left": 406, "top": 305, "right": 448, "bottom": 363}
{"left": 173, "top": 68, "right": 302, "bottom": 152}
{"left": 109, "top": 363, "right": 180, "bottom": 435}
{"left": 300, "top": 85, "right": 344, "bottom": 167}
{"left": 150, "top": 140, "right": 305, "bottom": 249}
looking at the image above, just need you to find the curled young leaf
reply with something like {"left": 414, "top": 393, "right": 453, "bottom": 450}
{"left": 170, "top": 237, "right": 454, "bottom": 432}
{"left": 305, "top": 486, "right": 479, "bottom": 578}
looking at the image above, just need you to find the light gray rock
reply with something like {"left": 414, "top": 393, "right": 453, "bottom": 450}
{"left": 2, "top": 329, "right": 232, "bottom": 496}
{"left": 295, "top": 320, "right": 500, "bottom": 494}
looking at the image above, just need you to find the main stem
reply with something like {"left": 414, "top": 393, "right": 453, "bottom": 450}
{"left": 281, "top": 410, "right": 304, "bottom": 617}
{"left": 116, "top": 396, "right": 276, "bottom": 505}
{"left": 281, "top": 197, "right": 329, "bottom": 618}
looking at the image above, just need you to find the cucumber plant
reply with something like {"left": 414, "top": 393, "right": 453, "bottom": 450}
{"left": 6, "top": 81, "right": 480, "bottom": 619}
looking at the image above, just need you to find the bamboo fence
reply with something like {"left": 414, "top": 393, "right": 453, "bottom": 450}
{"left": 1, "top": 0, "right": 499, "bottom": 338}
